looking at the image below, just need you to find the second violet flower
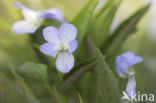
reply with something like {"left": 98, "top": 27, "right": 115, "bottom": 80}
{"left": 116, "top": 51, "right": 143, "bottom": 98}
{"left": 40, "top": 23, "right": 78, "bottom": 73}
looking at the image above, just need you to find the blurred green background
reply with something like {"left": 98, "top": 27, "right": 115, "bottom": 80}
{"left": 0, "top": 0, "right": 156, "bottom": 103}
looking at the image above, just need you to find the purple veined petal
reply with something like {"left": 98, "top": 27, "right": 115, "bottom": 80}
{"left": 12, "top": 20, "right": 37, "bottom": 34}
{"left": 43, "top": 26, "right": 60, "bottom": 44}
{"left": 132, "top": 56, "right": 143, "bottom": 65}
{"left": 68, "top": 40, "right": 78, "bottom": 54}
{"left": 40, "top": 43, "right": 57, "bottom": 57}
{"left": 42, "top": 8, "right": 64, "bottom": 22}
{"left": 59, "top": 23, "right": 77, "bottom": 42}
{"left": 126, "top": 75, "right": 136, "bottom": 99}
{"left": 13, "top": 2, "right": 38, "bottom": 21}
{"left": 121, "top": 51, "right": 136, "bottom": 66}
{"left": 56, "top": 52, "right": 74, "bottom": 73}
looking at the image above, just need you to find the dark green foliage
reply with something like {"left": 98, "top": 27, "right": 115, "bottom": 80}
{"left": 95, "top": 48, "right": 120, "bottom": 103}
{"left": 72, "top": 0, "right": 99, "bottom": 43}
{"left": 102, "top": 5, "right": 150, "bottom": 56}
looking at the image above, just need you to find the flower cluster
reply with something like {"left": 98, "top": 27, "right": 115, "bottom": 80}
{"left": 12, "top": 2, "right": 144, "bottom": 99}
{"left": 12, "top": 2, "right": 78, "bottom": 73}
{"left": 116, "top": 51, "right": 143, "bottom": 98}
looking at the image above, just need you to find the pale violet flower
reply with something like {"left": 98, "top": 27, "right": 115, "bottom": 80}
{"left": 116, "top": 51, "right": 143, "bottom": 98}
{"left": 40, "top": 23, "right": 78, "bottom": 73}
{"left": 12, "top": 2, "right": 64, "bottom": 35}
{"left": 116, "top": 51, "right": 143, "bottom": 78}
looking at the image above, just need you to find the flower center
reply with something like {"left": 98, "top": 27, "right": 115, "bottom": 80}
{"left": 57, "top": 42, "right": 68, "bottom": 53}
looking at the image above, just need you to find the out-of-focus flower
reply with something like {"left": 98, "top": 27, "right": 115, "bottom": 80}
{"left": 147, "top": 18, "right": 156, "bottom": 41}
{"left": 143, "top": 0, "right": 156, "bottom": 41}
{"left": 144, "top": 0, "right": 156, "bottom": 6}
{"left": 44, "top": 8, "right": 64, "bottom": 22}
{"left": 40, "top": 23, "right": 78, "bottom": 73}
{"left": 95, "top": 0, "right": 108, "bottom": 13}
{"left": 116, "top": 51, "right": 143, "bottom": 98}
{"left": 116, "top": 51, "right": 143, "bottom": 78}
{"left": 12, "top": 2, "right": 64, "bottom": 35}
{"left": 110, "top": 17, "right": 120, "bottom": 34}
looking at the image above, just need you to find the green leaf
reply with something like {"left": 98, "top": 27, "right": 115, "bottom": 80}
{"left": 94, "top": 0, "right": 116, "bottom": 19}
{"left": 90, "top": 2, "right": 120, "bottom": 46}
{"left": 19, "top": 62, "right": 48, "bottom": 82}
{"left": 61, "top": 60, "right": 96, "bottom": 93}
{"left": 0, "top": 72, "right": 39, "bottom": 103}
{"left": 0, "top": 72, "right": 24, "bottom": 97}
{"left": 95, "top": 48, "right": 120, "bottom": 103}
{"left": 72, "top": 0, "right": 99, "bottom": 43}
{"left": 63, "top": 57, "right": 96, "bottom": 80}
{"left": 78, "top": 93, "right": 83, "bottom": 103}
{"left": 101, "top": 5, "right": 150, "bottom": 55}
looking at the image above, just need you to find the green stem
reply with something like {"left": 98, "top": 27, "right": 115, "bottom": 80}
{"left": 44, "top": 83, "right": 61, "bottom": 103}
